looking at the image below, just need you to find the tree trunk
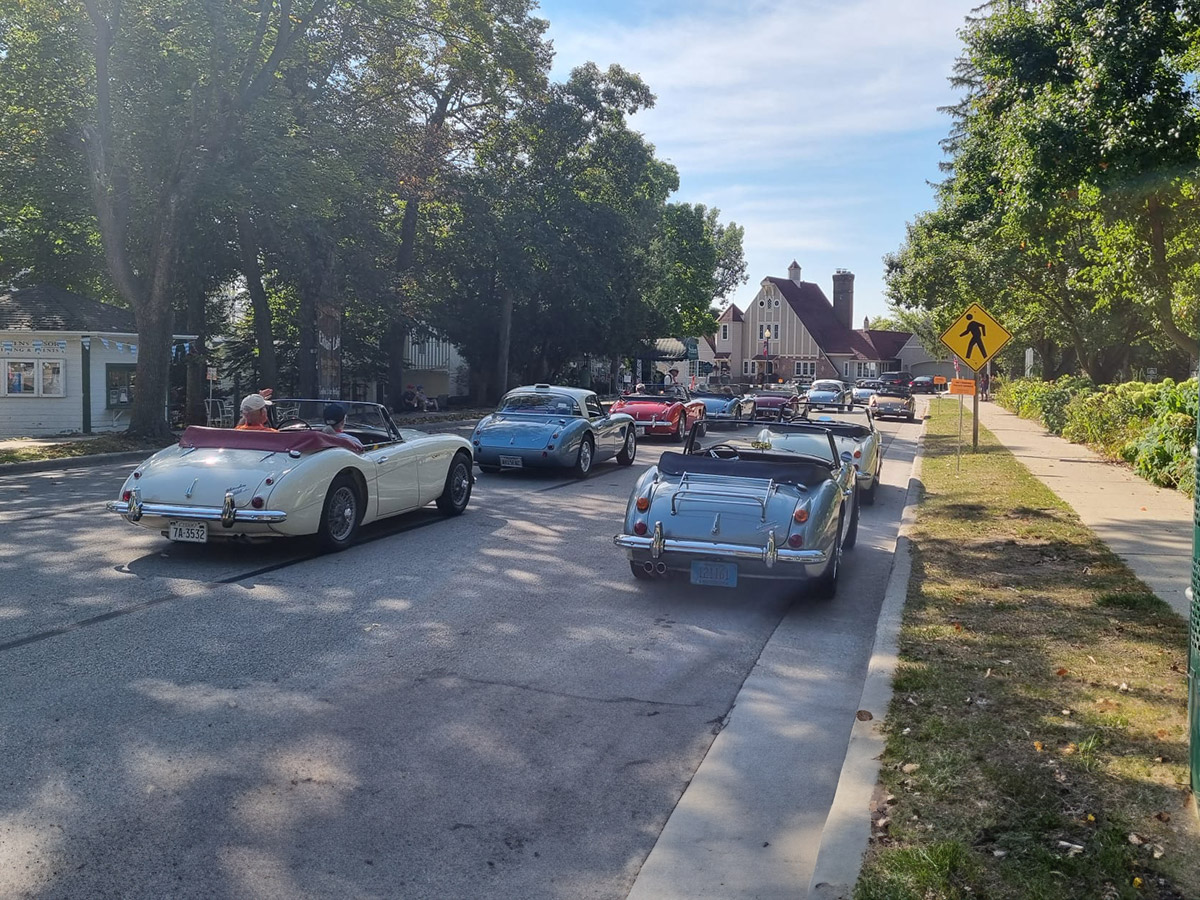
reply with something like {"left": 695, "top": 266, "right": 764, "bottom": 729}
{"left": 1146, "top": 196, "right": 1199, "bottom": 361}
{"left": 494, "top": 283, "right": 513, "bottom": 403}
{"left": 385, "top": 199, "right": 422, "bottom": 405}
{"left": 385, "top": 319, "right": 408, "bottom": 411}
{"left": 236, "top": 210, "right": 277, "bottom": 391}
{"left": 128, "top": 289, "right": 176, "bottom": 441}
{"left": 184, "top": 281, "right": 206, "bottom": 426}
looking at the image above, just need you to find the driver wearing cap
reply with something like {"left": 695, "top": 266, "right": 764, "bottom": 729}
{"left": 235, "top": 392, "right": 276, "bottom": 431}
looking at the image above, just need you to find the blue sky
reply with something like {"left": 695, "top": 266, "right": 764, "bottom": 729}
{"left": 535, "top": 0, "right": 980, "bottom": 325}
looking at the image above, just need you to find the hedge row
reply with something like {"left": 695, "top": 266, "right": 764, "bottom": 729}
{"left": 994, "top": 376, "right": 1198, "bottom": 497}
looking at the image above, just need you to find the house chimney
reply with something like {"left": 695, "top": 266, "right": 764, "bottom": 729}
{"left": 787, "top": 260, "right": 802, "bottom": 285}
{"left": 832, "top": 268, "right": 854, "bottom": 331}
{"left": 863, "top": 315, "right": 869, "bottom": 330}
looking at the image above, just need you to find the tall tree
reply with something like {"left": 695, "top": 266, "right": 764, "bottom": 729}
{"left": 76, "top": 0, "right": 330, "bottom": 439}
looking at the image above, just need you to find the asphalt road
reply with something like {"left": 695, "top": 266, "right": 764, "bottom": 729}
{"left": 0, "top": 416, "right": 920, "bottom": 900}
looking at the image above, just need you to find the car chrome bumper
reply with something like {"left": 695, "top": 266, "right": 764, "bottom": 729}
{"left": 106, "top": 499, "right": 287, "bottom": 525}
{"left": 613, "top": 531, "right": 827, "bottom": 566}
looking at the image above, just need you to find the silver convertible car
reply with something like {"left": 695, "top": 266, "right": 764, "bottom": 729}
{"left": 106, "top": 400, "right": 474, "bottom": 552}
{"left": 472, "top": 385, "right": 636, "bottom": 477}
{"left": 613, "top": 420, "right": 860, "bottom": 598}
{"left": 797, "top": 405, "right": 883, "bottom": 504}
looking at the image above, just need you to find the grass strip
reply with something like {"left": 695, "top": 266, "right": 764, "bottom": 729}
{"left": 856, "top": 397, "right": 1197, "bottom": 900}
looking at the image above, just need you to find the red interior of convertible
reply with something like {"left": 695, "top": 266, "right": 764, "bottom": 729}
{"left": 179, "top": 426, "right": 365, "bottom": 454}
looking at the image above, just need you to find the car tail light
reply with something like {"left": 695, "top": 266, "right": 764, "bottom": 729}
{"left": 251, "top": 496, "right": 264, "bottom": 509}
{"left": 636, "top": 496, "right": 650, "bottom": 512}
{"left": 853, "top": 448, "right": 861, "bottom": 458}
{"left": 633, "top": 521, "right": 648, "bottom": 536}
{"left": 787, "top": 534, "right": 804, "bottom": 548}
{"left": 546, "top": 443, "right": 554, "bottom": 449}
{"left": 793, "top": 508, "right": 809, "bottom": 524}
{"left": 122, "top": 490, "right": 132, "bottom": 502}
{"left": 265, "top": 477, "right": 274, "bottom": 485}
{"left": 552, "top": 432, "right": 560, "bottom": 439}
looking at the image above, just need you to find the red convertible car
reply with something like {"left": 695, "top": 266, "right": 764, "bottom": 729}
{"left": 610, "top": 384, "right": 706, "bottom": 442}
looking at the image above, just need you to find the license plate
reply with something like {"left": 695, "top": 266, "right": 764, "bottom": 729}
{"left": 168, "top": 520, "right": 208, "bottom": 543}
{"left": 499, "top": 455, "right": 523, "bottom": 468}
{"left": 691, "top": 560, "right": 737, "bottom": 587}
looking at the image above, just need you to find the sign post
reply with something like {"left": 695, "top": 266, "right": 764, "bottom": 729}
{"left": 948, "top": 378, "right": 975, "bottom": 473}
{"left": 940, "top": 304, "right": 1013, "bottom": 451}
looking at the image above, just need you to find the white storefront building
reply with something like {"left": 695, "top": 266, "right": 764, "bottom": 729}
{"left": 0, "top": 285, "right": 190, "bottom": 438}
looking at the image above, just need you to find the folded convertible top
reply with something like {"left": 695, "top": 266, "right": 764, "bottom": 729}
{"left": 178, "top": 426, "right": 364, "bottom": 454}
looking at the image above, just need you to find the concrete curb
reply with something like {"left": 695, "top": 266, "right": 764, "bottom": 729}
{"left": 806, "top": 427, "right": 926, "bottom": 899}
{"left": 0, "top": 450, "right": 149, "bottom": 475}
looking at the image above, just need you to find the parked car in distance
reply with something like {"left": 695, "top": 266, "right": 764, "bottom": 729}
{"left": 106, "top": 400, "right": 474, "bottom": 552}
{"left": 613, "top": 419, "right": 859, "bottom": 597}
{"left": 473, "top": 385, "right": 636, "bottom": 476}
{"left": 749, "top": 387, "right": 802, "bottom": 421}
{"left": 798, "top": 405, "right": 883, "bottom": 504}
{"left": 878, "top": 371, "right": 913, "bottom": 389}
{"left": 852, "top": 380, "right": 881, "bottom": 405}
{"left": 610, "top": 383, "right": 707, "bottom": 442}
{"left": 869, "top": 383, "right": 916, "bottom": 421}
{"left": 804, "top": 379, "right": 854, "bottom": 410}
{"left": 691, "top": 386, "right": 757, "bottom": 421}
{"left": 910, "top": 375, "right": 940, "bottom": 394}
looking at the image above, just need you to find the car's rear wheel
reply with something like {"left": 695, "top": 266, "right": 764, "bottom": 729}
{"left": 908, "top": 411, "right": 916, "bottom": 421}
{"left": 436, "top": 452, "right": 472, "bottom": 516}
{"left": 673, "top": 416, "right": 686, "bottom": 443}
{"left": 573, "top": 436, "right": 594, "bottom": 478}
{"left": 616, "top": 428, "right": 636, "bottom": 466}
{"left": 811, "top": 514, "right": 842, "bottom": 599}
{"left": 317, "top": 473, "right": 361, "bottom": 552}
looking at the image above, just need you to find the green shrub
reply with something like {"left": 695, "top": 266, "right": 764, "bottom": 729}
{"left": 1001, "top": 377, "right": 1197, "bottom": 498}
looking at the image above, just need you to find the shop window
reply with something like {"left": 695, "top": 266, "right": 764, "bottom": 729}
{"left": 795, "top": 360, "right": 815, "bottom": 378}
{"left": 5, "top": 360, "right": 36, "bottom": 395}
{"left": 106, "top": 364, "right": 137, "bottom": 408}
{"left": 41, "top": 360, "right": 65, "bottom": 396}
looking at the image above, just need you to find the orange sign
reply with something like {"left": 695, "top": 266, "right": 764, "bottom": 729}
{"left": 933, "top": 376, "right": 947, "bottom": 384}
{"left": 949, "top": 378, "right": 975, "bottom": 396}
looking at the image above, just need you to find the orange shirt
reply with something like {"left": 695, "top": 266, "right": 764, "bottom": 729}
{"left": 235, "top": 423, "right": 277, "bottom": 431}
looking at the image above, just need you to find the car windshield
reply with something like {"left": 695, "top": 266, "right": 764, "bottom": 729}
{"left": 810, "top": 381, "right": 842, "bottom": 391}
{"left": 755, "top": 390, "right": 795, "bottom": 398}
{"left": 699, "top": 421, "right": 838, "bottom": 465}
{"left": 271, "top": 400, "right": 396, "bottom": 439}
{"left": 855, "top": 382, "right": 880, "bottom": 391}
{"left": 499, "top": 392, "right": 580, "bottom": 416}
{"left": 801, "top": 407, "right": 872, "bottom": 426}
{"left": 877, "top": 386, "right": 910, "bottom": 397}
{"left": 693, "top": 387, "right": 735, "bottom": 397}
{"left": 629, "top": 385, "right": 685, "bottom": 399}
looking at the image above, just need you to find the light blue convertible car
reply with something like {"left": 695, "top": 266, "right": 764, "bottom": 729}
{"left": 473, "top": 385, "right": 637, "bottom": 477}
{"left": 613, "top": 420, "right": 859, "bottom": 597}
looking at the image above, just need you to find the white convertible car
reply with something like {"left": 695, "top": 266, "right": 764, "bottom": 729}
{"left": 106, "top": 400, "right": 474, "bottom": 551}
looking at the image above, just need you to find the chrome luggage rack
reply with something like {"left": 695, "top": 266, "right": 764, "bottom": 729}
{"left": 669, "top": 471, "right": 778, "bottom": 521}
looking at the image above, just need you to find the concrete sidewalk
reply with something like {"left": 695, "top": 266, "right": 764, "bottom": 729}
{"left": 973, "top": 399, "right": 1194, "bottom": 620}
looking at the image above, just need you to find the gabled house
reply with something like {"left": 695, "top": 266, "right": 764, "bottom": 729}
{"left": 709, "top": 261, "right": 914, "bottom": 384}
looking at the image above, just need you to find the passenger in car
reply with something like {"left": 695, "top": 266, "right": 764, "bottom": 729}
{"left": 321, "top": 403, "right": 364, "bottom": 449}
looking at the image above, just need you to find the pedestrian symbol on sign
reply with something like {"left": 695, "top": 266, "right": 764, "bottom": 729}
{"left": 959, "top": 314, "right": 987, "bottom": 360}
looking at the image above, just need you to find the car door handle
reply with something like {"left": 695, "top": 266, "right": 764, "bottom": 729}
{"left": 376, "top": 456, "right": 389, "bottom": 463}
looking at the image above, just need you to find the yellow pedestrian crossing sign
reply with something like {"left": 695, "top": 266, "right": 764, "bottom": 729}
{"left": 939, "top": 303, "right": 1012, "bottom": 372}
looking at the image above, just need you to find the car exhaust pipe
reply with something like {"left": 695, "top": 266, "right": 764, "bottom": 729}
{"left": 643, "top": 561, "right": 656, "bottom": 574}
{"left": 655, "top": 562, "right": 668, "bottom": 575}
